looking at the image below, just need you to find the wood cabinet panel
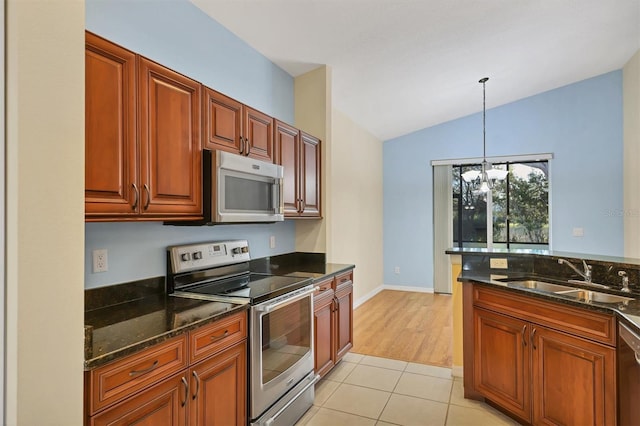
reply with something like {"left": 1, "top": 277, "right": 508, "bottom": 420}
{"left": 473, "top": 285, "right": 615, "bottom": 345}
{"left": 189, "top": 311, "right": 247, "bottom": 365}
{"left": 314, "top": 289, "right": 335, "bottom": 377}
{"left": 202, "top": 88, "right": 243, "bottom": 153}
{"left": 275, "top": 120, "right": 300, "bottom": 215}
{"left": 139, "top": 57, "right": 202, "bottom": 217}
{"left": 89, "top": 373, "right": 187, "bottom": 426}
{"left": 335, "top": 281, "right": 353, "bottom": 361}
{"left": 532, "top": 326, "right": 615, "bottom": 426}
{"left": 88, "top": 334, "right": 188, "bottom": 415}
{"left": 474, "top": 308, "right": 530, "bottom": 422}
{"left": 85, "top": 32, "right": 137, "bottom": 217}
{"left": 300, "top": 132, "right": 321, "bottom": 217}
{"left": 190, "top": 341, "right": 247, "bottom": 426}
{"left": 244, "top": 106, "right": 274, "bottom": 162}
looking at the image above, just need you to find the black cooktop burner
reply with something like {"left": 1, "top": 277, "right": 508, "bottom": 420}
{"left": 177, "top": 272, "right": 312, "bottom": 305}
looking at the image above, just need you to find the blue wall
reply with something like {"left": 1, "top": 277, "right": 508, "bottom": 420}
{"left": 383, "top": 71, "right": 624, "bottom": 289}
{"left": 85, "top": 0, "right": 296, "bottom": 289}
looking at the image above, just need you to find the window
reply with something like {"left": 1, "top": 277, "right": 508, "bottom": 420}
{"left": 452, "top": 161, "right": 549, "bottom": 250}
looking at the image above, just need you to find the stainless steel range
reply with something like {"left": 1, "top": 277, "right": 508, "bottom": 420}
{"left": 167, "top": 240, "right": 319, "bottom": 426}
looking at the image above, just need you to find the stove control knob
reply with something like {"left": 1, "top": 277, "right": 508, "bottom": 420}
{"left": 232, "top": 246, "right": 248, "bottom": 255}
{"left": 181, "top": 253, "right": 191, "bottom": 262}
{"left": 193, "top": 251, "right": 203, "bottom": 260}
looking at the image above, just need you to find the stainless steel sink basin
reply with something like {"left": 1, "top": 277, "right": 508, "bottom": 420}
{"left": 507, "top": 280, "right": 576, "bottom": 293}
{"left": 561, "top": 290, "right": 634, "bottom": 304}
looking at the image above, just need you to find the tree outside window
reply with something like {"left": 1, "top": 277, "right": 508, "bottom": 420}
{"left": 453, "top": 161, "right": 549, "bottom": 249}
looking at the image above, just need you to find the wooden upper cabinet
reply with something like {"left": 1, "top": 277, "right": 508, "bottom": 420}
{"left": 85, "top": 32, "right": 137, "bottom": 217}
{"left": 300, "top": 132, "right": 321, "bottom": 217}
{"left": 244, "top": 106, "right": 274, "bottom": 162}
{"left": 138, "top": 57, "right": 202, "bottom": 217}
{"left": 85, "top": 32, "right": 202, "bottom": 221}
{"left": 275, "top": 120, "right": 300, "bottom": 216}
{"left": 203, "top": 88, "right": 243, "bottom": 154}
{"left": 202, "top": 88, "right": 274, "bottom": 162}
{"left": 275, "top": 122, "right": 322, "bottom": 218}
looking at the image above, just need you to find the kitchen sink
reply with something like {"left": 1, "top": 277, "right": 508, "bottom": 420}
{"left": 561, "top": 290, "right": 634, "bottom": 304}
{"left": 507, "top": 280, "right": 576, "bottom": 293}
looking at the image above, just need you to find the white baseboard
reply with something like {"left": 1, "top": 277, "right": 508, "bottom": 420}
{"left": 354, "top": 284, "right": 435, "bottom": 308}
{"left": 451, "top": 365, "right": 464, "bottom": 378}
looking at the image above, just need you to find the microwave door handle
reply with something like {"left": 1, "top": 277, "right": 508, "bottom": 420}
{"left": 273, "top": 178, "right": 284, "bottom": 214}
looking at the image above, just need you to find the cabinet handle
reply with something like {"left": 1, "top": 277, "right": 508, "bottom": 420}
{"left": 143, "top": 184, "right": 150, "bottom": 210}
{"left": 240, "top": 137, "right": 245, "bottom": 154}
{"left": 521, "top": 325, "right": 527, "bottom": 346}
{"left": 210, "top": 330, "right": 229, "bottom": 342}
{"left": 192, "top": 371, "right": 200, "bottom": 400}
{"left": 181, "top": 376, "right": 189, "bottom": 407}
{"left": 128, "top": 359, "right": 158, "bottom": 377}
{"left": 131, "top": 183, "right": 139, "bottom": 210}
{"left": 531, "top": 328, "right": 537, "bottom": 350}
{"left": 301, "top": 200, "right": 306, "bottom": 212}
{"left": 245, "top": 138, "right": 251, "bottom": 156}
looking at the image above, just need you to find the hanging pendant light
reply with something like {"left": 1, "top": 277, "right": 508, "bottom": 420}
{"left": 461, "top": 77, "right": 507, "bottom": 192}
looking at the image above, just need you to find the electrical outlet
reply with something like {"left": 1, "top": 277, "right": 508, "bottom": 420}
{"left": 490, "top": 258, "right": 508, "bottom": 269}
{"left": 394, "top": 266, "right": 400, "bottom": 274}
{"left": 269, "top": 236, "right": 276, "bottom": 249}
{"left": 93, "top": 249, "right": 108, "bottom": 273}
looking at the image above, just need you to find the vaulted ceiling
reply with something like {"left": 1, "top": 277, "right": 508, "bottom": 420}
{"left": 191, "top": 0, "right": 640, "bottom": 141}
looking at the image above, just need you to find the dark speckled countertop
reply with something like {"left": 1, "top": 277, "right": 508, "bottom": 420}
{"left": 449, "top": 248, "right": 640, "bottom": 335}
{"left": 85, "top": 253, "right": 355, "bottom": 370}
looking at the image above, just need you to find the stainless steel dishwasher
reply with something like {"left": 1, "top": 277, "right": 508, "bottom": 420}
{"left": 618, "top": 322, "right": 640, "bottom": 425}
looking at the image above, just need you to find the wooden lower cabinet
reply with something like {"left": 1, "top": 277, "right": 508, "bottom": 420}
{"left": 532, "top": 326, "right": 615, "bottom": 426}
{"left": 86, "top": 312, "right": 247, "bottom": 426}
{"left": 189, "top": 341, "right": 246, "bottom": 426}
{"left": 474, "top": 308, "right": 530, "bottom": 421}
{"left": 313, "top": 271, "right": 354, "bottom": 378}
{"left": 467, "top": 285, "right": 616, "bottom": 425}
{"left": 314, "top": 289, "right": 335, "bottom": 377}
{"left": 90, "top": 373, "right": 187, "bottom": 426}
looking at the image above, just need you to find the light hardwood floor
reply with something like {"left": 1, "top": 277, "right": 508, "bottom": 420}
{"left": 351, "top": 290, "right": 453, "bottom": 367}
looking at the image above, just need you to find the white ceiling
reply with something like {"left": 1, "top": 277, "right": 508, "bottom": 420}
{"left": 191, "top": 0, "right": 640, "bottom": 141}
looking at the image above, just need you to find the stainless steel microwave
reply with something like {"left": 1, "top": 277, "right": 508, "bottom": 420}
{"left": 199, "top": 150, "right": 284, "bottom": 224}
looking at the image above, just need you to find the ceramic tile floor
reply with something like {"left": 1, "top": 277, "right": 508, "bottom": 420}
{"left": 296, "top": 353, "right": 520, "bottom": 426}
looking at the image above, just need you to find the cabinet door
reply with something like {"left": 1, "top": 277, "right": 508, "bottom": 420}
{"left": 275, "top": 121, "right": 301, "bottom": 216}
{"left": 334, "top": 281, "right": 353, "bottom": 362}
{"left": 89, "top": 373, "right": 187, "bottom": 426}
{"left": 202, "top": 87, "right": 243, "bottom": 154}
{"left": 299, "top": 132, "right": 321, "bottom": 217}
{"left": 190, "top": 341, "right": 247, "bottom": 426}
{"left": 139, "top": 57, "right": 202, "bottom": 218}
{"left": 244, "top": 106, "right": 274, "bottom": 162}
{"left": 314, "top": 290, "right": 335, "bottom": 377}
{"left": 532, "top": 326, "right": 616, "bottom": 426}
{"left": 85, "top": 32, "right": 138, "bottom": 218}
{"left": 473, "top": 307, "right": 530, "bottom": 422}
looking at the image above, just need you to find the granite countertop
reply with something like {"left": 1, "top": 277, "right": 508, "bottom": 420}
{"left": 84, "top": 293, "right": 248, "bottom": 370}
{"left": 85, "top": 254, "right": 355, "bottom": 370}
{"left": 459, "top": 272, "right": 640, "bottom": 335}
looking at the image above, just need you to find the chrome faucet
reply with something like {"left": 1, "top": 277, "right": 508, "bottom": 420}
{"left": 619, "top": 271, "right": 631, "bottom": 293}
{"left": 558, "top": 258, "right": 592, "bottom": 283}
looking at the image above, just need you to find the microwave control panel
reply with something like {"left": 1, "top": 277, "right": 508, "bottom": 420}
{"left": 168, "top": 240, "right": 250, "bottom": 274}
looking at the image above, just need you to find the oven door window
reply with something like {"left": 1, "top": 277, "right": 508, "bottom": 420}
{"left": 261, "top": 297, "right": 311, "bottom": 385}
{"left": 220, "top": 170, "right": 274, "bottom": 213}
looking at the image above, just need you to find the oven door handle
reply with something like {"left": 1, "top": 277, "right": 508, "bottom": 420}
{"left": 264, "top": 374, "right": 321, "bottom": 426}
{"left": 254, "top": 285, "right": 318, "bottom": 313}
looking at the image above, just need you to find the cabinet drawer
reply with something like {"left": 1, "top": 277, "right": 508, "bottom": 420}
{"left": 315, "top": 277, "right": 334, "bottom": 296}
{"left": 189, "top": 311, "right": 247, "bottom": 364}
{"left": 335, "top": 271, "right": 353, "bottom": 289}
{"left": 87, "top": 334, "right": 188, "bottom": 415}
{"left": 473, "top": 285, "right": 616, "bottom": 346}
